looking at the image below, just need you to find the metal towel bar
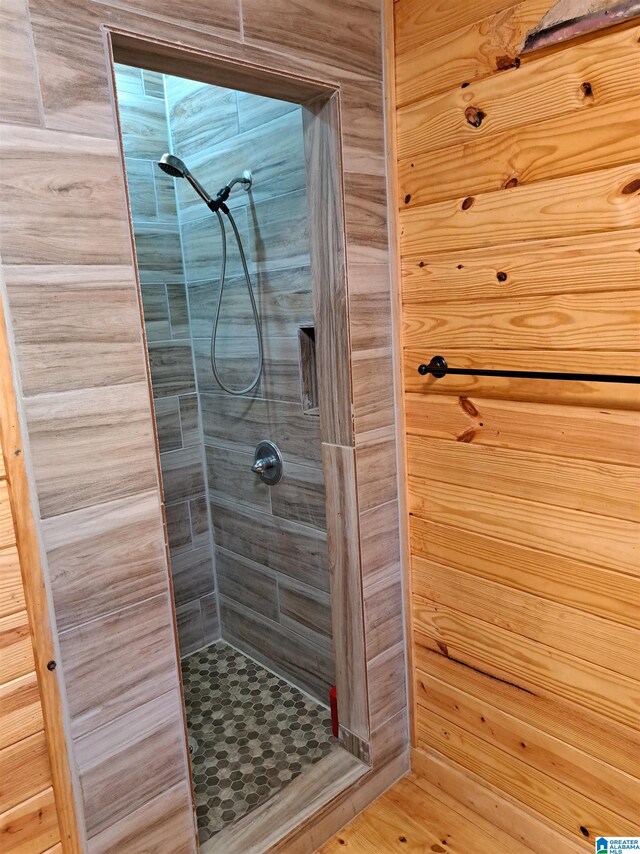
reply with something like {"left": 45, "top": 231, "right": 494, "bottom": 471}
{"left": 417, "top": 355, "right": 640, "bottom": 384}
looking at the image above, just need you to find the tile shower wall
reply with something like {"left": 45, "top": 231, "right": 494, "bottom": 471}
{"left": 166, "top": 78, "right": 334, "bottom": 704}
{"left": 115, "top": 67, "right": 333, "bottom": 701}
{"left": 115, "top": 65, "right": 219, "bottom": 654}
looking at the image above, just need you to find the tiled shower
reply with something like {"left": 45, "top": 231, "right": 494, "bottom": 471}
{"left": 114, "top": 64, "right": 337, "bottom": 841}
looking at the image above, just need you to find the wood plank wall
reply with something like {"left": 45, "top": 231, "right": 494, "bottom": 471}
{"left": 392, "top": 2, "right": 640, "bottom": 851}
{"left": 0, "top": 411, "right": 62, "bottom": 852}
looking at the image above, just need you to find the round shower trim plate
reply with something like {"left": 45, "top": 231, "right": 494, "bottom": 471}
{"left": 252, "top": 439, "right": 284, "bottom": 486}
{"left": 242, "top": 169, "right": 253, "bottom": 191}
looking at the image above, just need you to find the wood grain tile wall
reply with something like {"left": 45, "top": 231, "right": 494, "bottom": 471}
{"left": 114, "top": 64, "right": 217, "bottom": 656}
{"left": 393, "top": 2, "right": 640, "bottom": 850}
{"left": 0, "top": 0, "right": 408, "bottom": 850}
{"left": 164, "top": 77, "right": 334, "bottom": 698}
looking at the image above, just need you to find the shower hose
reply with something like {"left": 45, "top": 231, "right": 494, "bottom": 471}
{"left": 211, "top": 208, "right": 263, "bottom": 395}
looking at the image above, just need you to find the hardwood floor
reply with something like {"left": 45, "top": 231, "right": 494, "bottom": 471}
{"left": 319, "top": 771, "right": 537, "bottom": 854}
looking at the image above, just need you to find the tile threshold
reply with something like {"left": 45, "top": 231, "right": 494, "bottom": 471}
{"left": 200, "top": 745, "right": 367, "bottom": 854}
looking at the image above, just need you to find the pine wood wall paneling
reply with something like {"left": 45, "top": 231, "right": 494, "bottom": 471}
{"left": 412, "top": 686, "right": 639, "bottom": 833}
{"left": 404, "top": 348, "right": 640, "bottom": 409}
{"left": 0, "top": 788, "right": 61, "bottom": 854}
{"left": 394, "top": 0, "right": 523, "bottom": 56}
{"left": 0, "top": 298, "right": 78, "bottom": 851}
{"left": 399, "top": 100, "right": 640, "bottom": 209}
{"left": 400, "top": 229, "right": 640, "bottom": 303}
{"left": 0, "top": 672, "right": 44, "bottom": 751}
{"left": 411, "top": 514, "right": 640, "bottom": 630}
{"left": 407, "top": 434, "right": 640, "bottom": 522}
{"left": 520, "top": 0, "right": 640, "bottom": 53}
{"left": 414, "top": 644, "right": 640, "bottom": 803}
{"left": 404, "top": 392, "right": 640, "bottom": 465}
{"left": 394, "top": 0, "right": 640, "bottom": 848}
{"left": 396, "top": 24, "right": 640, "bottom": 159}
{"left": 0, "top": 541, "right": 24, "bottom": 619}
{"left": 413, "top": 557, "right": 640, "bottom": 680}
{"left": 400, "top": 161, "right": 640, "bottom": 254}
{"left": 403, "top": 289, "right": 640, "bottom": 351}
{"left": 411, "top": 747, "right": 588, "bottom": 854}
{"left": 410, "top": 476, "right": 638, "bottom": 578}
{"left": 415, "top": 708, "right": 638, "bottom": 839}
{"left": 395, "top": 0, "right": 552, "bottom": 106}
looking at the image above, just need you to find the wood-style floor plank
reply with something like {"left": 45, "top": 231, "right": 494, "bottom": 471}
{"left": 318, "top": 772, "right": 536, "bottom": 853}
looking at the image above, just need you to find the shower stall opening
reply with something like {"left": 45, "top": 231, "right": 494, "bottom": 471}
{"left": 112, "top": 60, "right": 361, "bottom": 850}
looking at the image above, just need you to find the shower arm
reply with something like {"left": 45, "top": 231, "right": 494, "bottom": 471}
{"left": 213, "top": 173, "right": 252, "bottom": 208}
{"left": 204, "top": 175, "right": 252, "bottom": 214}
{"left": 225, "top": 175, "right": 252, "bottom": 192}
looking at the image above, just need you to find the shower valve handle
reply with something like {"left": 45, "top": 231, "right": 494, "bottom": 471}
{"left": 251, "top": 440, "right": 284, "bottom": 486}
{"left": 251, "top": 455, "right": 277, "bottom": 474}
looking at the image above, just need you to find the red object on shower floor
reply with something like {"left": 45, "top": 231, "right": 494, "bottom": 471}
{"left": 329, "top": 685, "right": 339, "bottom": 738}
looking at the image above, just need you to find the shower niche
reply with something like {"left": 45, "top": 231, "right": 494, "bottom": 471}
{"left": 113, "top": 64, "right": 344, "bottom": 848}
{"left": 298, "top": 325, "right": 319, "bottom": 416}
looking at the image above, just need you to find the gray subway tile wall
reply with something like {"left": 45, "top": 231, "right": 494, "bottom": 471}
{"left": 114, "top": 65, "right": 334, "bottom": 703}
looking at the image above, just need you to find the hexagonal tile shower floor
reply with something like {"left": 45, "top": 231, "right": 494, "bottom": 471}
{"left": 181, "top": 641, "right": 337, "bottom": 844}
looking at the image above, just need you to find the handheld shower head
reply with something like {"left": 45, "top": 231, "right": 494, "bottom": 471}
{"left": 157, "top": 154, "right": 252, "bottom": 212}
{"left": 157, "top": 153, "right": 188, "bottom": 178}
{"left": 157, "top": 153, "right": 214, "bottom": 207}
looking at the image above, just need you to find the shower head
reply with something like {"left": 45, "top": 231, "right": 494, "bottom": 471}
{"left": 157, "top": 153, "right": 252, "bottom": 211}
{"left": 157, "top": 153, "right": 214, "bottom": 207}
{"left": 157, "top": 153, "right": 187, "bottom": 178}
